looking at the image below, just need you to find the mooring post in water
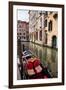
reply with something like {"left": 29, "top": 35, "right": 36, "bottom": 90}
{"left": 17, "top": 38, "right": 23, "bottom": 79}
{"left": 23, "top": 44, "right": 25, "bottom": 51}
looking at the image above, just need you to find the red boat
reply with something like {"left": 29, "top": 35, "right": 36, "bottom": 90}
{"left": 22, "top": 50, "right": 52, "bottom": 79}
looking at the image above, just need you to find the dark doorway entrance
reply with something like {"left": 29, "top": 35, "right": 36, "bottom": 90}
{"left": 52, "top": 36, "right": 57, "bottom": 48}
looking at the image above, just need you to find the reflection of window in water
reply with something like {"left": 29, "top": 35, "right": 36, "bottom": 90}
{"left": 33, "top": 45, "right": 36, "bottom": 54}
{"left": 39, "top": 49, "right": 42, "bottom": 60}
{"left": 47, "top": 58, "right": 57, "bottom": 78}
{"left": 35, "top": 47, "right": 38, "bottom": 57}
{"left": 51, "top": 50, "right": 57, "bottom": 63}
{"left": 42, "top": 50, "right": 47, "bottom": 66}
{"left": 43, "top": 48, "right": 47, "bottom": 60}
{"left": 47, "top": 62, "right": 51, "bottom": 72}
{"left": 46, "top": 49, "right": 51, "bottom": 60}
{"left": 41, "top": 48, "right": 48, "bottom": 66}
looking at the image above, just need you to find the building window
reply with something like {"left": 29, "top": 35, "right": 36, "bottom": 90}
{"left": 19, "top": 29, "right": 21, "bottom": 31}
{"left": 40, "top": 17, "right": 42, "bottom": 28}
{"left": 17, "top": 33, "right": 18, "bottom": 35}
{"left": 20, "top": 33, "right": 21, "bottom": 35}
{"left": 39, "top": 11, "right": 42, "bottom": 16}
{"left": 23, "top": 33, "right": 25, "bottom": 35}
{"left": 24, "top": 37, "right": 25, "bottom": 39}
{"left": 52, "top": 36, "right": 57, "bottom": 48}
{"left": 26, "top": 31, "right": 29, "bottom": 33}
{"left": 44, "top": 19, "right": 47, "bottom": 27}
{"left": 53, "top": 13, "right": 58, "bottom": 19}
{"left": 48, "top": 20, "right": 52, "bottom": 31}
{"left": 20, "top": 37, "right": 21, "bottom": 39}
{"left": 39, "top": 30, "right": 42, "bottom": 41}
{"left": 36, "top": 32, "right": 38, "bottom": 40}
{"left": 19, "top": 25, "right": 21, "bottom": 28}
{"left": 49, "top": 12, "right": 53, "bottom": 14}
{"left": 45, "top": 11, "right": 48, "bottom": 16}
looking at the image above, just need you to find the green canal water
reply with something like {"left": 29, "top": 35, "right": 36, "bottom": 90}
{"left": 21, "top": 41, "right": 58, "bottom": 78}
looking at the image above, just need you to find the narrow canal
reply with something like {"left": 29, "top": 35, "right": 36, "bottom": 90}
{"left": 21, "top": 41, "right": 58, "bottom": 78}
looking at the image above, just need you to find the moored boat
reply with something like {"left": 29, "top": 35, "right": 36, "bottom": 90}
{"left": 22, "top": 50, "right": 52, "bottom": 79}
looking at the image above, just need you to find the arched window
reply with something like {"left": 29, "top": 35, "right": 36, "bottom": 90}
{"left": 48, "top": 20, "right": 52, "bottom": 31}
{"left": 36, "top": 32, "right": 38, "bottom": 40}
{"left": 44, "top": 19, "right": 47, "bottom": 27}
{"left": 39, "top": 30, "right": 42, "bottom": 41}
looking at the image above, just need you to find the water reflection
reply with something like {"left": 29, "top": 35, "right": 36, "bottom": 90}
{"left": 21, "top": 41, "right": 58, "bottom": 78}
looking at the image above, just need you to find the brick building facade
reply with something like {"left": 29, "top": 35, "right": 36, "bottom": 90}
{"left": 17, "top": 20, "right": 29, "bottom": 41}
